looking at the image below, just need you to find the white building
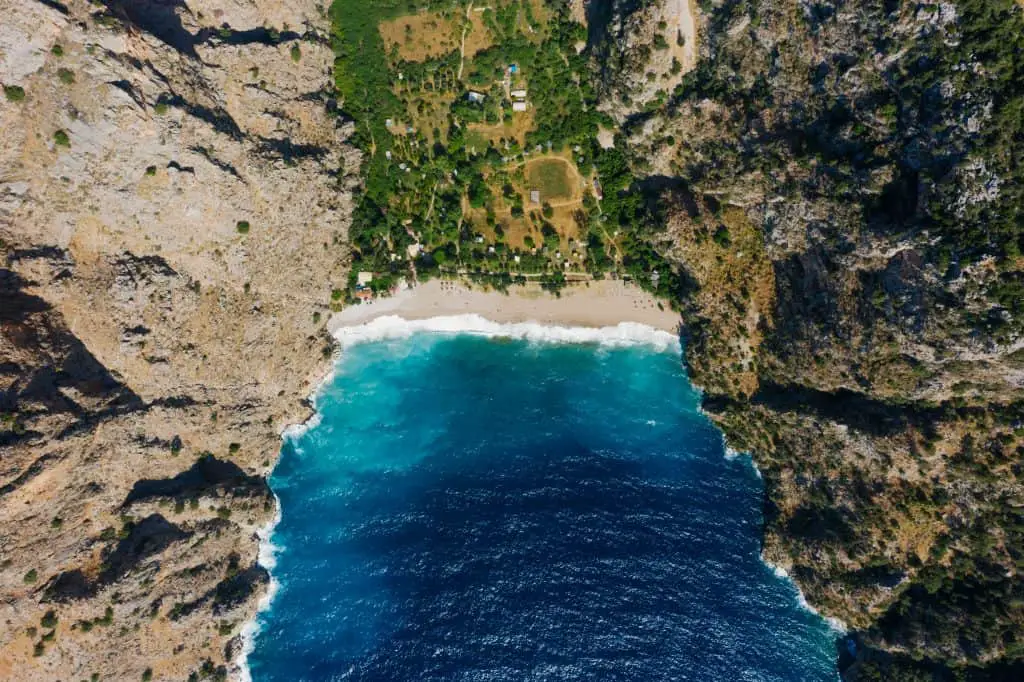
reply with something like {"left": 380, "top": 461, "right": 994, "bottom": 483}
{"left": 510, "top": 89, "right": 527, "bottom": 98}
{"left": 512, "top": 101, "right": 527, "bottom": 112}
{"left": 357, "top": 272, "right": 374, "bottom": 286}
{"left": 468, "top": 91, "right": 486, "bottom": 103}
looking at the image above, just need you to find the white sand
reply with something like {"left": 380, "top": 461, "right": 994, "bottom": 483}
{"left": 328, "top": 279, "right": 681, "bottom": 333}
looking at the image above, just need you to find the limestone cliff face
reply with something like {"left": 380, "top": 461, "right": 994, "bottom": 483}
{"left": 0, "top": 1, "right": 357, "bottom": 679}
{"left": 601, "top": 0, "right": 1024, "bottom": 677}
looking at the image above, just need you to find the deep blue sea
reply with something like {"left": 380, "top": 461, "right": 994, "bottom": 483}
{"left": 248, "top": 327, "right": 839, "bottom": 681}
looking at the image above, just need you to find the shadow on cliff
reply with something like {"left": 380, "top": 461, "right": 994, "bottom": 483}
{"left": 0, "top": 268, "right": 144, "bottom": 450}
{"left": 43, "top": 514, "right": 191, "bottom": 602}
{"left": 123, "top": 453, "right": 269, "bottom": 506}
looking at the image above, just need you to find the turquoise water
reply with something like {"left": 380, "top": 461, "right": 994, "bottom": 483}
{"left": 248, "top": 328, "right": 839, "bottom": 681}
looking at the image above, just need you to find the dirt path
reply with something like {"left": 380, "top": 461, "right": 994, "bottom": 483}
{"left": 458, "top": 1, "right": 473, "bottom": 80}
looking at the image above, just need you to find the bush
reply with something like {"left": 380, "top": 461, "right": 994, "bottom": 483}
{"left": 53, "top": 130, "right": 70, "bottom": 147}
{"left": 57, "top": 68, "right": 75, "bottom": 85}
{"left": 50, "top": 517, "right": 62, "bottom": 529}
{"left": 51, "top": 44, "right": 63, "bottom": 57}
{"left": 41, "top": 611, "right": 58, "bottom": 628}
{"left": 236, "top": 221, "right": 250, "bottom": 234}
{"left": 24, "top": 569, "right": 37, "bottom": 584}
{"left": 291, "top": 44, "right": 302, "bottom": 62}
{"left": 142, "top": 668, "right": 152, "bottom": 681}
{"left": 145, "top": 165, "right": 157, "bottom": 176}
{"left": 4, "top": 85, "right": 25, "bottom": 101}
{"left": 331, "top": 288, "right": 343, "bottom": 301}
{"left": 153, "top": 101, "right": 168, "bottom": 115}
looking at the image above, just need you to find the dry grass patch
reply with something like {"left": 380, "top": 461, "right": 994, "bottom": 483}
{"left": 380, "top": 11, "right": 459, "bottom": 62}
{"left": 467, "top": 108, "right": 536, "bottom": 146}
{"left": 464, "top": 10, "right": 496, "bottom": 57}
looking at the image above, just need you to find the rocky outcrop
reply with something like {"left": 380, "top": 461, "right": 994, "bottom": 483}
{"left": 0, "top": 0, "right": 357, "bottom": 679}
{"left": 591, "top": 0, "right": 700, "bottom": 120}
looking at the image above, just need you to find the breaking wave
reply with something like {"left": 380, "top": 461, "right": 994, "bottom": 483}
{"left": 331, "top": 314, "right": 680, "bottom": 352}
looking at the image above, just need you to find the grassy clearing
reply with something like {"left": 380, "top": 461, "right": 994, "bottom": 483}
{"left": 379, "top": 11, "right": 459, "bottom": 62}
{"left": 526, "top": 157, "right": 576, "bottom": 201}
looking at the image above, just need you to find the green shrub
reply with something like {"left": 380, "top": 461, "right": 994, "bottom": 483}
{"left": 291, "top": 44, "right": 302, "bottom": 62}
{"left": 57, "top": 68, "right": 75, "bottom": 85}
{"left": 33, "top": 642, "right": 44, "bottom": 657}
{"left": 153, "top": 101, "right": 168, "bottom": 115}
{"left": 141, "top": 668, "right": 152, "bottom": 682}
{"left": 313, "top": 311, "right": 322, "bottom": 323}
{"left": 24, "top": 568, "right": 37, "bottom": 584}
{"left": 236, "top": 221, "right": 250, "bottom": 234}
{"left": 41, "top": 611, "right": 58, "bottom": 628}
{"left": 331, "top": 288, "right": 343, "bottom": 301}
{"left": 51, "top": 44, "right": 63, "bottom": 57}
{"left": 53, "top": 130, "right": 70, "bottom": 148}
{"left": 50, "top": 517, "right": 62, "bottom": 529}
{"left": 4, "top": 85, "right": 25, "bottom": 102}
{"left": 216, "top": 506, "right": 231, "bottom": 519}
{"left": 145, "top": 165, "right": 157, "bottom": 176}
{"left": 228, "top": 443, "right": 240, "bottom": 454}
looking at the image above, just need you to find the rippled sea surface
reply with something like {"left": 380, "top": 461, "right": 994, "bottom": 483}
{"left": 249, "top": 332, "right": 838, "bottom": 681}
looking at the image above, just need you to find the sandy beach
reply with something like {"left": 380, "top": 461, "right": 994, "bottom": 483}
{"left": 328, "top": 279, "right": 682, "bottom": 333}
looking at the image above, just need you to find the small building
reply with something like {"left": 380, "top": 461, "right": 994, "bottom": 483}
{"left": 512, "top": 101, "right": 527, "bottom": 112}
{"left": 354, "top": 288, "right": 374, "bottom": 301}
{"left": 357, "top": 271, "right": 374, "bottom": 286}
{"left": 467, "top": 90, "right": 486, "bottom": 103}
{"left": 592, "top": 178, "right": 604, "bottom": 200}
{"left": 510, "top": 88, "right": 527, "bottom": 98}
{"left": 385, "top": 118, "right": 394, "bottom": 128}
{"left": 407, "top": 243, "right": 422, "bottom": 258}
{"left": 385, "top": 150, "right": 392, "bottom": 160}
{"left": 509, "top": 64, "right": 518, "bottom": 74}
{"left": 530, "top": 189, "right": 540, "bottom": 204}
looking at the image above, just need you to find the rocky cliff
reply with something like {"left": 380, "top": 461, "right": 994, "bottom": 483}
{"left": 598, "top": 0, "right": 1024, "bottom": 678}
{"left": 0, "top": 1, "right": 357, "bottom": 679}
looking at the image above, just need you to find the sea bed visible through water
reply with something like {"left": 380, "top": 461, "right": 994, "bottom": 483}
{"left": 244, "top": 318, "right": 840, "bottom": 681}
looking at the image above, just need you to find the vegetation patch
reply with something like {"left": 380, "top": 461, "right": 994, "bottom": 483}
{"left": 4, "top": 84, "right": 26, "bottom": 102}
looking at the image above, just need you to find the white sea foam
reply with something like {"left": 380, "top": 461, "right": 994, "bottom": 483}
{"left": 281, "top": 409, "right": 322, "bottom": 442}
{"left": 234, "top": 492, "right": 283, "bottom": 682}
{"left": 332, "top": 314, "right": 680, "bottom": 352}
{"left": 764, "top": 555, "right": 847, "bottom": 634}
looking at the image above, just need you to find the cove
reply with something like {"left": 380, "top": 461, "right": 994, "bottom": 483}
{"left": 247, "top": 324, "right": 839, "bottom": 681}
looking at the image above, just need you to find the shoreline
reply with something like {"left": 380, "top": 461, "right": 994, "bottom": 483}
{"left": 328, "top": 279, "right": 682, "bottom": 335}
